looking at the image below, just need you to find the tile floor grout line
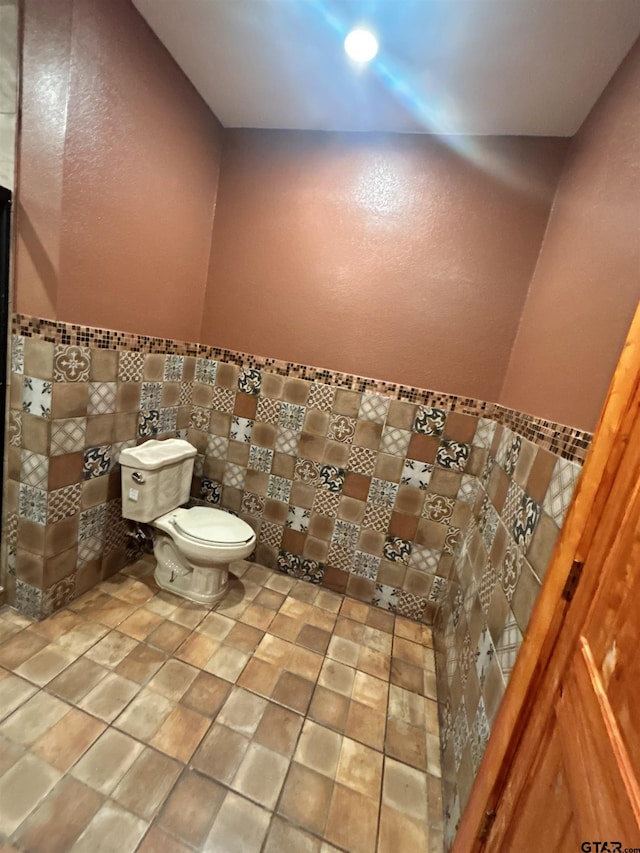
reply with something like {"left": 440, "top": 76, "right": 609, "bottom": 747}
{"left": 0, "top": 561, "right": 442, "bottom": 852}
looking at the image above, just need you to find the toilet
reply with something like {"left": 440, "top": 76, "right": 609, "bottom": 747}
{"left": 119, "top": 438, "right": 256, "bottom": 606}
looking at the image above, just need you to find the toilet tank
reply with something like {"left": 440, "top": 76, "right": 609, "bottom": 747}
{"left": 119, "top": 439, "right": 197, "bottom": 523}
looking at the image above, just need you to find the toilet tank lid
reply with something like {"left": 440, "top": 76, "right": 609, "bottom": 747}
{"left": 118, "top": 439, "right": 197, "bottom": 471}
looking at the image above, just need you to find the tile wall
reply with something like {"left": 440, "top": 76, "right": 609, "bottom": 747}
{"left": 2, "top": 313, "right": 591, "bottom": 845}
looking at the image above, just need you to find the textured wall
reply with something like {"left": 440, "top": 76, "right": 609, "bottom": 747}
{"left": 0, "top": 0, "right": 18, "bottom": 191}
{"left": 15, "top": 0, "right": 224, "bottom": 341}
{"left": 501, "top": 37, "right": 640, "bottom": 431}
{"left": 202, "top": 130, "right": 567, "bottom": 401}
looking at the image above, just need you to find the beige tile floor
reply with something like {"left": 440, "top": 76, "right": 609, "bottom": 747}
{"left": 0, "top": 557, "right": 443, "bottom": 853}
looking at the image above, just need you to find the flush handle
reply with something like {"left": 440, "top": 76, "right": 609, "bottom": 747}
{"left": 131, "top": 471, "right": 145, "bottom": 484}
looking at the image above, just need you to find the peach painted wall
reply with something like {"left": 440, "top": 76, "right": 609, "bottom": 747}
{"left": 202, "top": 130, "right": 567, "bottom": 401}
{"left": 15, "top": 0, "right": 224, "bottom": 342}
{"left": 501, "top": 37, "right": 640, "bottom": 432}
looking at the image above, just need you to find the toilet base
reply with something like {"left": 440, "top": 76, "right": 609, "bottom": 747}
{"left": 153, "top": 535, "right": 229, "bottom": 607}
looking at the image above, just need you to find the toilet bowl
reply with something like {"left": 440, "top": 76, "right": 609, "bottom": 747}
{"left": 152, "top": 505, "right": 256, "bottom": 605}
{"left": 119, "top": 439, "right": 256, "bottom": 606}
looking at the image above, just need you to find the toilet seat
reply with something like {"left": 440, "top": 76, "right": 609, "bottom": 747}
{"left": 170, "top": 506, "right": 254, "bottom": 547}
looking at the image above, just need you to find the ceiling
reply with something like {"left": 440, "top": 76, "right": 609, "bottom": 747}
{"left": 132, "top": 0, "right": 640, "bottom": 137}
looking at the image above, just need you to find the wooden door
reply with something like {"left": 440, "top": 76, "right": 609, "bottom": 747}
{"left": 454, "top": 305, "right": 640, "bottom": 852}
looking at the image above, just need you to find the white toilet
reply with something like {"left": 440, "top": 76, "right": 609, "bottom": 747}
{"left": 119, "top": 438, "right": 256, "bottom": 606}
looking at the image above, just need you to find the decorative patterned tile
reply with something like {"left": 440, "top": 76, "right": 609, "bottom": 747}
{"left": 158, "top": 408, "right": 177, "bottom": 433}
{"left": 400, "top": 459, "right": 433, "bottom": 489}
{"left": 413, "top": 407, "right": 446, "bottom": 436}
{"left": 331, "top": 519, "right": 359, "bottom": 550}
{"left": 452, "top": 587, "right": 464, "bottom": 628}
{"left": 470, "top": 698, "right": 490, "bottom": 773}
{"left": 460, "top": 630, "right": 473, "bottom": 687}
{"left": 178, "top": 382, "right": 194, "bottom": 406}
{"left": 436, "top": 441, "right": 470, "bottom": 472}
{"left": 328, "top": 414, "right": 355, "bottom": 444}
{"left": 103, "top": 501, "right": 128, "bottom": 554}
{"left": 367, "top": 478, "right": 398, "bottom": 508}
{"left": 512, "top": 495, "right": 540, "bottom": 552}
{"left": 409, "top": 545, "right": 441, "bottom": 574}
{"left": 190, "top": 407, "right": 210, "bottom": 431}
{"left": 422, "top": 494, "right": 455, "bottom": 524}
{"left": 352, "top": 551, "right": 380, "bottom": 580}
{"left": 118, "top": 351, "right": 144, "bottom": 381}
{"left": 223, "top": 463, "right": 246, "bottom": 490}
{"left": 495, "top": 611, "right": 523, "bottom": 681}
{"left": 286, "top": 505, "right": 311, "bottom": 533}
{"left": 83, "top": 445, "right": 112, "bottom": 480}
{"left": 20, "top": 450, "right": 49, "bottom": 488}
{"left": 383, "top": 536, "right": 412, "bottom": 564}
{"left": 443, "top": 526, "right": 462, "bottom": 556}
{"left": 11, "top": 334, "right": 25, "bottom": 374}
{"left": 201, "top": 478, "right": 222, "bottom": 505}
{"left": 255, "top": 397, "right": 281, "bottom": 425}
{"left": 357, "top": 393, "right": 390, "bottom": 424}
{"left": 479, "top": 497, "right": 499, "bottom": 552}
{"left": 211, "top": 388, "right": 236, "bottom": 413}
{"left": 472, "top": 417, "right": 496, "bottom": 449}
{"left": 79, "top": 505, "right": 107, "bottom": 542}
{"left": 138, "top": 410, "right": 159, "bottom": 438}
{"left": 277, "top": 550, "right": 324, "bottom": 584}
{"left": 396, "top": 591, "right": 427, "bottom": 620}
{"left": 230, "top": 416, "right": 254, "bottom": 444}
{"left": 380, "top": 425, "right": 411, "bottom": 457}
{"left": 242, "top": 492, "right": 266, "bottom": 518}
{"left": 279, "top": 403, "right": 305, "bottom": 432}
{"left": 78, "top": 536, "right": 103, "bottom": 568}
{"left": 501, "top": 482, "right": 524, "bottom": 531}
{"left": 22, "top": 376, "right": 52, "bottom": 419}
{"left": 88, "top": 382, "right": 117, "bottom": 415}
{"left": 327, "top": 543, "right": 354, "bottom": 570}
{"left": 275, "top": 428, "right": 300, "bottom": 456}
{"left": 46, "top": 483, "right": 81, "bottom": 524}
{"left": 347, "top": 445, "right": 376, "bottom": 477}
{"left": 50, "top": 418, "right": 87, "bottom": 456}
{"left": 312, "top": 489, "right": 341, "bottom": 517}
{"left": 293, "top": 458, "right": 320, "bottom": 484}
{"left": 163, "top": 355, "right": 184, "bottom": 382}
{"left": 18, "top": 484, "right": 47, "bottom": 524}
{"left": 238, "top": 367, "right": 262, "bottom": 395}
{"left": 307, "top": 383, "right": 335, "bottom": 412}
{"left": 261, "top": 521, "right": 284, "bottom": 549}
{"left": 44, "top": 575, "right": 77, "bottom": 615}
{"left": 195, "top": 358, "right": 218, "bottom": 385}
{"left": 248, "top": 444, "right": 273, "bottom": 473}
{"left": 207, "top": 434, "right": 230, "bottom": 459}
{"left": 371, "top": 582, "right": 400, "bottom": 612}
{"left": 457, "top": 474, "right": 479, "bottom": 505}
{"left": 141, "top": 382, "right": 162, "bottom": 410}
{"left": 503, "top": 434, "right": 521, "bottom": 476}
{"left": 362, "top": 503, "right": 392, "bottom": 532}
{"left": 267, "top": 475, "right": 292, "bottom": 503}
{"left": 495, "top": 429, "right": 521, "bottom": 475}
{"left": 542, "top": 457, "right": 580, "bottom": 525}
{"left": 475, "top": 627, "right": 495, "bottom": 688}
{"left": 15, "top": 580, "right": 43, "bottom": 619}
{"left": 478, "top": 563, "right": 498, "bottom": 612}
{"left": 500, "top": 543, "right": 523, "bottom": 602}
{"left": 54, "top": 345, "right": 91, "bottom": 382}
{"left": 319, "top": 465, "right": 345, "bottom": 493}
{"left": 8, "top": 410, "right": 22, "bottom": 447}
{"left": 428, "top": 576, "right": 449, "bottom": 603}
